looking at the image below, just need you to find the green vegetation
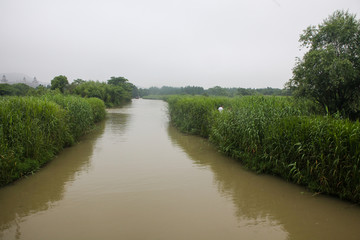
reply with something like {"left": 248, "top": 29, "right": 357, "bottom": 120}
{"left": 139, "top": 86, "right": 290, "bottom": 98}
{"left": 167, "top": 96, "right": 229, "bottom": 137}
{"left": 167, "top": 95, "right": 360, "bottom": 203}
{"left": 51, "top": 75, "right": 69, "bottom": 93}
{"left": 85, "top": 97, "right": 107, "bottom": 123}
{"left": 0, "top": 83, "right": 32, "bottom": 96}
{"left": 69, "top": 76, "right": 136, "bottom": 107}
{"left": 0, "top": 75, "right": 137, "bottom": 107}
{"left": 287, "top": 10, "right": 360, "bottom": 119}
{"left": 0, "top": 94, "right": 106, "bottom": 186}
{"left": 167, "top": 10, "right": 360, "bottom": 203}
{"left": 0, "top": 74, "right": 136, "bottom": 186}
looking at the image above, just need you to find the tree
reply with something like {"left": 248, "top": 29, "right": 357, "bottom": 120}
{"left": 107, "top": 76, "right": 128, "bottom": 85}
{"left": 287, "top": 10, "right": 360, "bottom": 119}
{"left": 51, "top": 75, "right": 69, "bottom": 93}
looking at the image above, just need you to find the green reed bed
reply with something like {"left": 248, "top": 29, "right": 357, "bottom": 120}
{"left": 263, "top": 116, "right": 360, "bottom": 202}
{"left": 167, "top": 95, "right": 360, "bottom": 203}
{"left": 167, "top": 96, "right": 230, "bottom": 137}
{"left": 85, "top": 97, "right": 107, "bottom": 123}
{"left": 0, "top": 95, "right": 106, "bottom": 186}
{"left": 42, "top": 94, "right": 94, "bottom": 144}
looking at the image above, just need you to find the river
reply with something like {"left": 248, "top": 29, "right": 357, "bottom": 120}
{"left": 0, "top": 99, "right": 360, "bottom": 240}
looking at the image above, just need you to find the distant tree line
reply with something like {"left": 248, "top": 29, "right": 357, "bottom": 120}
{"left": 0, "top": 75, "right": 138, "bottom": 107}
{"left": 138, "top": 86, "right": 291, "bottom": 97}
{"left": 1, "top": 80, "right": 291, "bottom": 100}
{"left": 0, "top": 83, "right": 33, "bottom": 96}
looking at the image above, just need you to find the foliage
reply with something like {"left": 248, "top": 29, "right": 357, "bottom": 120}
{"left": 140, "top": 86, "right": 290, "bottom": 98}
{"left": 85, "top": 97, "right": 107, "bottom": 123}
{"left": 42, "top": 94, "right": 94, "bottom": 143}
{"left": 51, "top": 75, "right": 69, "bottom": 93}
{"left": 167, "top": 96, "right": 232, "bottom": 137}
{"left": 139, "top": 86, "right": 206, "bottom": 97}
{"left": 0, "top": 96, "right": 68, "bottom": 185}
{"left": 107, "top": 76, "right": 128, "bottom": 85}
{"left": 0, "top": 95, "right": 106, "bottom": 186}
{"left": 287, "top": 10, "right": 360, "bottom": 119}
{"left": 167, "top": 95, "right": 360, "bottom": 203}
{"left": 70, "top": 78, "right": 134, "bottom": 107}
{"left": 263, "top": 116, "right": 360, "bottom": 201}
{"left": 210, "top": 96, "right": 315, "bottom": 159}
{"left": 0, "top": 83, "right": 32, "bottom": 96}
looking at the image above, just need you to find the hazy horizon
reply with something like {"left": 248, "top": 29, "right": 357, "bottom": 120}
{"left": 1, "top": 0, "right": 359, "bottom": 89}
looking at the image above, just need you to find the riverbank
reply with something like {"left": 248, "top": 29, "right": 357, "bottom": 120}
{"left": 0, "top": 94, "right": 106, "bottom": 186}
{"left": 167, "top": 95, "right": 360, "bottom": 204}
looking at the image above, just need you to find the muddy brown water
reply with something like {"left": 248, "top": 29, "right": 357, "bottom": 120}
{"left": 1, "top": 99, "right": 360, "bottom": 240}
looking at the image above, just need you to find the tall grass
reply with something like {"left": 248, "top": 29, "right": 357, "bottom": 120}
{"left": 167, "top": 95, "right": 360, "bottom": 203}
{"left": 85, "top": 97, "right": 107, "bottom": 123}
{"left": 0, "top": 97, "right": 68, "bottom": 185}
{"left": 0, "top": 95, "right": 106, "bottom": 186}
{"left": 263, "top": 116, "right": 360, "bottom": 202}
{"left": 42, "top": 94, "right": 94, "bottom": 144}
{"left": 167, "top": 96, "right": 229, "bottom": 137}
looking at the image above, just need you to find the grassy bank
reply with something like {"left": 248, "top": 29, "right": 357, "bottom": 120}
{"left": 0, "top": 94, "right": 106, "bottom": 186}
{"left": 167, "top": 95, "right": 360, "bottom": 203}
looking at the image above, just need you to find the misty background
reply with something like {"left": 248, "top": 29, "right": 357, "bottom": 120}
{"left": 1, "top": 0, "right": 359, "bottom": 89}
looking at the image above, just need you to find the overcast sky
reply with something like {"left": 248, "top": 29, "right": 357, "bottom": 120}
{"left": 1, "top": 0, "right": 359, "bottom": 89}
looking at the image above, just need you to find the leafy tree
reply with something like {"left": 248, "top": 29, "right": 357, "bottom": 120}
{"left": 72, "top": 78, "right": 86, "bottom": 85}
{"left": 51, "top": 75, "right": 69, "bottom": 93}
{"left": 287, "top": 10, "right": 360, "bottom": 119}
{"left": 107, "top": 76, "right": 128, "bottom": 85}
{"left": 70, "top": 79, "right": 134, "bottom": 107}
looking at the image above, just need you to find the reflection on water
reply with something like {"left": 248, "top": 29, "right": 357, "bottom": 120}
{"left": 0, "top": 120, "right": 108, "bottom": 239}
{"left": 167, "top": 125, "right": 360, "bottom": 240}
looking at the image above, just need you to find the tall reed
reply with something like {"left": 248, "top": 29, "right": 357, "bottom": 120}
{"left": 0, "top": 94, "right": 106, "bottom": 186}
{"left": 42, "top": 94, "right": 94, "bottom": 144}
{"left": 167, "top": 95, "right": 360, "bottom": 203}
{"left": 0, "top": 96, "right": 68, "bottom": 185}
{"left": 167, "top": 96, "right": 229, "bottom": 137}
{"left": 85, "top": 97, "right": 107, "bottom": 123}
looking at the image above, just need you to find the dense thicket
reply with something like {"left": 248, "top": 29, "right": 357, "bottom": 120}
{"left": 0, "top": 95, "right": 106, "bottom": 186}
{"left": 167, "top": 95, "right": 360, "bottom": 203}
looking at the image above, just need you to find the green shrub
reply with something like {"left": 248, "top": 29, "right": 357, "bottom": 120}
{"left": 86, "top": 97, "right": 106, "bottom": 123}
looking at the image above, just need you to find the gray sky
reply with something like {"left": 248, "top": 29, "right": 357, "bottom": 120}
{"left": 1, "top": 0, "right": 359, "bottom": 89}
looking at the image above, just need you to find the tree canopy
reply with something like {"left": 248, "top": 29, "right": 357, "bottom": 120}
{"left": 287, "top": 10, "right": 360, "bottom": 119}
{"left": 51, "top": 75, "right": 69, "bottom": 93}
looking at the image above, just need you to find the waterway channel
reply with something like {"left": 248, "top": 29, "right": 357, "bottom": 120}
{"left": 0, "top": 99, "right": 360, "bottom": 240}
